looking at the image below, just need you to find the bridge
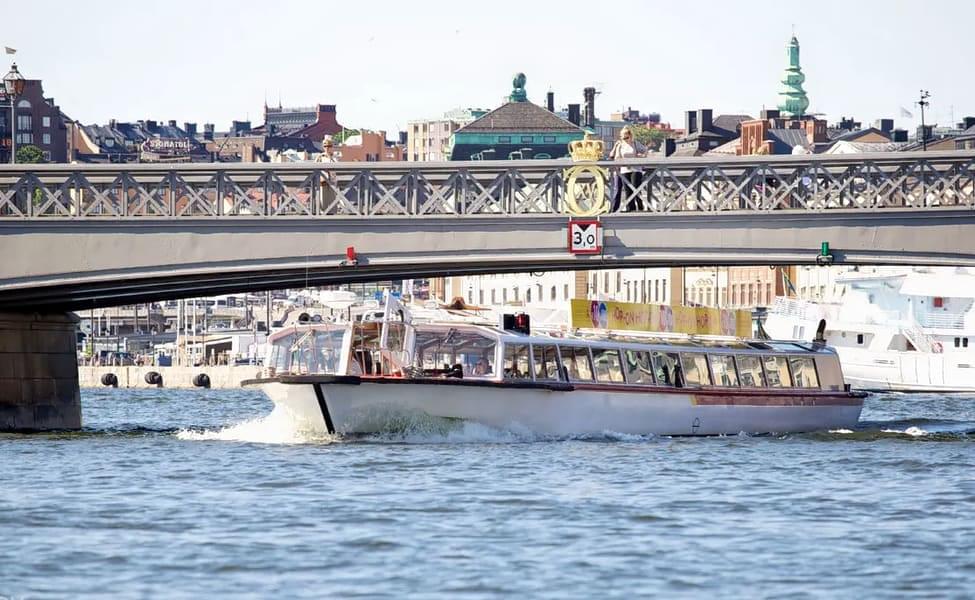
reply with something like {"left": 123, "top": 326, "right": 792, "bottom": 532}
{"left": 1, "top": 150, "right": 974, "bottom": 310}
{"left": 2, "top": 150, "right": 975, "bottom": 431}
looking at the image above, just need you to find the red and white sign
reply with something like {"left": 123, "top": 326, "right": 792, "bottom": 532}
{"left": 567, "top": 219, "right": 602, "bottom": 254}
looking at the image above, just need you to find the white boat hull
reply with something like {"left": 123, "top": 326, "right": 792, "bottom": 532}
{"left": 258, "top": 378, "right": 863, "bottom": 437}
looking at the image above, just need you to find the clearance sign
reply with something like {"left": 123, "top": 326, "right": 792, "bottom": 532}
{"left": 570, "top": 299, "right": 752, "bottom": 338}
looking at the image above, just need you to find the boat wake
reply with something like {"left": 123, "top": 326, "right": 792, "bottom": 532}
{"left": 176, "top": 405, "right": 338, "bottom": 445}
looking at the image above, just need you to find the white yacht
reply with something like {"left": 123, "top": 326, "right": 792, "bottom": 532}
{"left": 765, "top": 267, "right": 975, "bottom": 392}
{"left": 244, "top": 297, "right": 864, "bottom": 436}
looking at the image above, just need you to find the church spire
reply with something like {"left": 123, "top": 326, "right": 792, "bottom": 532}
{"left": 777, "top": 35, "right": 809, "bottom": 118}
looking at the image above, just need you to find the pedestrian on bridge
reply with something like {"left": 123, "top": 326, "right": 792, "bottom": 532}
{"left": 609, "top": 126, "right": 647, "bottom": 212}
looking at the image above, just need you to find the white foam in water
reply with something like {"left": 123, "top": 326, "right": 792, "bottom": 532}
{"left": 881, "top": 426, "right": 929, "bottom": 437}
{"left": 829, "top": 429, "right": 855, "bottom": 434}
{"left": 176, "top": 405, "right": 337, "bottom": 445}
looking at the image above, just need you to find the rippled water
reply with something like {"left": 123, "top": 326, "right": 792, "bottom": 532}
{"left": 2, "top": 389, "right": 975, "bottom": 598}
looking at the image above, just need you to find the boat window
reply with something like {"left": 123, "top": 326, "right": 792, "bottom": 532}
{"left": 503, "top": 344, "right": 532, "bottom": 380}
{"left": 763, "top": 355, "right": 793, "bottom": 387}
{"left": 789, "top": 357, "right": 820, "bottom": 388}
{"left": 414, "top": 328, "right": 496, "bottom": 377}
{"left": 736, "top": 355, "right": 767, "bottom": 387}
{"left": 532, "top": 344, "right": 563, "bottom": 381}
{"left": 652, "top": 351, "right": 681, "bottom": 387}
{"left": 680, "top": 353, "right": 711, "bottom": 386}
{"left": 559, "top": 345, "right": 594, "bottom": 381}
{"left": 709, "top": 355, "right": 739, "bottom": 387}
{"left": 592, "top": 348, "right": 625, "bottom": 383}
{"left": 623, "top": 350, "right": 655, "bottom": 384}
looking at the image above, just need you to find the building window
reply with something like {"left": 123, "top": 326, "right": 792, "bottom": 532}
{"left": 498, "top": 136, "right": 511, "bottom": 143}
{"left": 43, "top": 116, "right": 51, "bottom": 128}
{"left": 526, "top": 289, "right": 532, "bottom": 303}
{"left": 563, "top": 284, "right": 569, "bottom": 300}
{"left": 502, "top": 289, "right": 508, "bottom": 303}
{"left": 479, "top": 290, "right": 484, "bottom": 305}
{"left": 654, "top": 280, "right": 660, "bottom": 302}
{"left": 42, "top": 133, "right": 51, "bottom": 145}
{"left": 16, "top": 133, "right": 32, "bottom": 144}
{"left": 965, "top": 338, "right": 970, "bottom": 348}
{"left": 521, "top": 136, "right": 533, "bottom": 143}
{"left": 616, "top": 272, "right": 622, "bottom": 293}
{"left": 17, "top": 115, "right": 31, "bottom": 130}
{"left": 491, "top": 290, "right": 496, "bottom": 304}
{"left": 543, "top": 136, "right": 557, "bottom": 143}
{"left": 551, "top": 286, "right": 557, "bottom": 301}
{"left": 662, "top": 281, "right": 667, "bottom": 302}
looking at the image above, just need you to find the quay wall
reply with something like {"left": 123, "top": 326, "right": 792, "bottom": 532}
{"left": 80, "top": 365, "right": 263, "bottom": 389}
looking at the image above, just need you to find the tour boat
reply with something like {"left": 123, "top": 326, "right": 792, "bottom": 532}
{"left": 243, "top": 297, "right": 864, "bottom": 436}
{"left": 765, "top": 267, "right": 975, "bottom": 392}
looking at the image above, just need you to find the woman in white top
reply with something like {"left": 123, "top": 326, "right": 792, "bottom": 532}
{"left": 609, "top": 126, "right": 647, "bottom": 212}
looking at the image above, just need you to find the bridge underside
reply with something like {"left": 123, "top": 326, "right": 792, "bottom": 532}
{"left": 3, "top": 209, "right": 975, "bottom": 310}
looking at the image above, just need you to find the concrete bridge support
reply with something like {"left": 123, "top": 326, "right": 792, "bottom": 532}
{"left": 0, "top": 312, "right": 81, "bottom": 431}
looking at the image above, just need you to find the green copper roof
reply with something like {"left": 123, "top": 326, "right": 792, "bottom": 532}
{"left": 777, "top": 36, "right": 809, "bottom": 118}
{"left": 509, "top": 73, "right": 527, "bottom": 102}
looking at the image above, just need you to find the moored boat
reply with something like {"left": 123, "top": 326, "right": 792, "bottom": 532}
{"left": 244, "top": 298, "right": 865, "bottom": 436}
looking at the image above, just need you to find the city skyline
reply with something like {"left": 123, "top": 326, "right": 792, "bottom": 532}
{"left": 7, "top": 0, "right": 975, "bottom": 134}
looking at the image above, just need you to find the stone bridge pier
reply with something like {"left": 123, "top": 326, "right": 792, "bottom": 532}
{"left": 0, "top": 312, "right": 81, "bottom": 431}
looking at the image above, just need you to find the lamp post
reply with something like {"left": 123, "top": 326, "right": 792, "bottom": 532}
{"left": 3, "top": 63, "right": 25, "bottom": 164}
{"left": 918, "top": 90, "right": 931, "bottom": 152}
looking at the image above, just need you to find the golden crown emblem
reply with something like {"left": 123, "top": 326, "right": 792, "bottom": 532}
{"left": 568, "top": 132, "right": 604, "bottom": 162}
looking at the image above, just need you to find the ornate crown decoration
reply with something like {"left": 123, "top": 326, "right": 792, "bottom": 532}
{"left": 568, "top": 132, "right": 604, "bottom": 162}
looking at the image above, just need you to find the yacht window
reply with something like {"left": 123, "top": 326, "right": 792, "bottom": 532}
{"left": 414, "top": 328, "right": 496, "bottom": 376}
{"left": 736, "top": 355, "right": 767, "bottom": 387}
{"left": 532, "top": 344, "right": 562, "bottom": 381}
{"left": 652, "top": 351, "right": 681, "bottom": 386}
{"left": 857, "top": 334, "right": 864, "bottom": 345}
{"left": 559, "top": 345, "right": 594, "bottom": 381}
{"left": 623, "top": 350, "right": 655, "bottom": 384}
{"left": 591, "top": 348, "right": 625, "bottom": 383}
{"left": 789, "top": 357, "right": 820, "bottom": 388}
{"left": 709, "top": 355, "right": 739, "bottom": 387}
{"left": 680, "top": 353, "right": 711, "bottom": 386}
{"left": 965, "top": 338, "right": 970, "bottom": 348}
{"left": 503, "top": 344, "right": 531, "bottom": 380}
{"left": 763, "top": 355, "right": 793, "bottom": 387}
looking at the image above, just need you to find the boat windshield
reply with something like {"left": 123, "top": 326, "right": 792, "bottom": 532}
{"left": 268, "top": 326, "right": 347, "bottom": 375}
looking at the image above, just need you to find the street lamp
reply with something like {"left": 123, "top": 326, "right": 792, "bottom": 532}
{"left": 3, "top": 63, "right": 26, "bottom": 164}
{"left": 918, "top": 90, "right": 931, "bottom": 152}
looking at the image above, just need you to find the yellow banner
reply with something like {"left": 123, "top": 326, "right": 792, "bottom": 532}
{"left": 570, "top": 299, "right": 751, "bottom": 337}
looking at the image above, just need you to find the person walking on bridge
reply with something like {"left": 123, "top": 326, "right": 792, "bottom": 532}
{"left": 609, "top": 127, "right": 647, "bottom": 212}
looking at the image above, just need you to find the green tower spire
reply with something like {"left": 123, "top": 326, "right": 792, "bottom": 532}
{"left": 777, "top": 36, "right": 809, "bottom": 118}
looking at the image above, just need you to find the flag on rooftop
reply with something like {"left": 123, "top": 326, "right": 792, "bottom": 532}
{"left": 899, "top": 106, "right": 914, "bottom": 118}
{"left": 4, "top": 47, "right": 15, "bottom": 55}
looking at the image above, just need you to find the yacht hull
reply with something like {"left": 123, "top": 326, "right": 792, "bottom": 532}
{"left": 251, "top": 376, "right": 864, "bottom": 437}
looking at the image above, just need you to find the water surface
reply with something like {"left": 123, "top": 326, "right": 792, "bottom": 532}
{"left": 2, "top": 389, "right": 974, "bottom": 598}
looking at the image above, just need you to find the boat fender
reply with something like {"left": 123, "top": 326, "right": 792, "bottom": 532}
{"left": 144, "top": 371, "right": 163, "bottom": 387}
{"left": 100, "top": 372, "right": 118, "bottom": 388}
{"left": 193, "top": 373, "right": 211, "bottom": 388}
{"left": 932, "top": 342, "right": 943, "bottom": 354}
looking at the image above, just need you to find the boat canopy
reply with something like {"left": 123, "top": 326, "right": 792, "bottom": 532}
{"left": 899, "top": 273, "right": 975, "bottom": 298}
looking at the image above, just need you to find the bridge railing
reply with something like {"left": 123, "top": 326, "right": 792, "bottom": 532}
{"left": 0, "top": 150, "right": 972, "bottom": 218}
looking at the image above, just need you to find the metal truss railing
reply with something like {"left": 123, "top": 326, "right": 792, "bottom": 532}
{"left": 0, "top": 150, "right": 973, "bottom": 218}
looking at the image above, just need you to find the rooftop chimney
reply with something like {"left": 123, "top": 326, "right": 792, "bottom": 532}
{"left": 184, "top": 122, "right": 197, "bottom": 136}
{"left": 891, "top": 129, "right": 908, "bottom": 143}
{"left": 546, "top": 91, "right": 554, "bottom": 112}
{"left": 168, "top": 120, "right": 177, "bottom": 128}
{"left": 567, "top": 104, "right": 581, "bottom": 126}
{"left": 697, "top": 109, "right": 713, "bottom": 133}
{"left": 761, "top": 109, "right": 781, "bottom": 121}
{"left": 962, "top": 116, "right": 975, "bottom": 130}
{"left": 583, "top": 87, "right": 596, "bottom": 129}
{"left": 685, "top": 110, "right": 697, "bottom": 135}
{"left": 203, "top": 123, "right": 215, "bottom": 141}
{"left": 875, "top": 118, "right": 894, "bottom": 134}
{"left": 108, "top": 119, "right": 117, "bottom": 130}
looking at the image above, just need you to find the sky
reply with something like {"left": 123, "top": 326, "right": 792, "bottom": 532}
{"left": 6, "top": 0, "right": 974, "bottom": 134}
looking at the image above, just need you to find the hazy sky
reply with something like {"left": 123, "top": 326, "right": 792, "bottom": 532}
{"left": 7, "top": 0, "right": 973, "bottom": 133}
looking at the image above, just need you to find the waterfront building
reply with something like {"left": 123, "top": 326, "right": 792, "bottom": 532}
{"left": 335, "top": 130, "right": 405, "bottom": 162}
{"left": 257, "top": 103, "right": 344, "bottom": 142}
{"left": 673, "top": 109, "right": 751, "bottom": 156}
{"left": 407, "top": 108, "right": 486, "bottom": 162}
{"left": 448, "top": 73, "right": 584, "bottom": 161}
{"left": 738, "top": 109, "right": 828, "bottom": 155}
{"left": 0, "top": 67, "right": 68, "bottom": 163}
{"left": 71, "top": 119, "right": 209, "bottom": 163}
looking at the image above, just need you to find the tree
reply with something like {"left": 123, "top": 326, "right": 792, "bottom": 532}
{"left": 628, "top": 126, "right": 668, "bottom": 151}
{"left": 16, "top": 144, "right": 44, "bottom": 164}
{"left": 331, "top": 129, "right": 361, "bottom": 145}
